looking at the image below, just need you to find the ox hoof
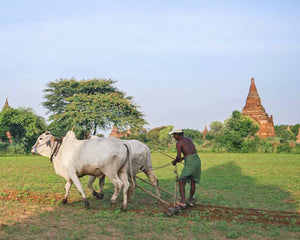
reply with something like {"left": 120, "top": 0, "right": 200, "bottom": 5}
{"left": 93, "top": 191, "right": 104, "bottom": 200}
{"left": 110, "top": 200, "right": 117, "bottom": 208}
{"left": 99, "top": 192, "right": 104, "bottom": 199}
{"left": 62, "top": 198, "right": 68, "bottom": 205}
{"left": 120, "top": 206, "right": 127, "bottom": 212}
{"left": 84, "top": 199, "right": 91, "bottom": 209}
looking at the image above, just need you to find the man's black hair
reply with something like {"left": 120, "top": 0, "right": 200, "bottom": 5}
{"left": 174, "top": 132, "right": 184, "bottom": 136}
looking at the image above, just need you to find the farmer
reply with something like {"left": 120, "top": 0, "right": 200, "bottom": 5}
{"left": 169, "top": 127, "right": 201, "bottom": 208}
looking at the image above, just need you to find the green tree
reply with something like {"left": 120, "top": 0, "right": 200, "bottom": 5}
{"left": 0, "top": 107, "right": 46, "bottom": 151}
{"left": 183, "top": 128, "right": 204, "bottom": 145}
{"left": 147, "top": 126, "right": 169, "bottom": 150}
{"left": 274, "top": 125, "right": 296, "bottom": 141}
{"left": 225, "top": 111, "right": 259, "bottom": 138}
{"left": 158, "top": 126, "right": 174, "bottom": 149}
{"left": 43, "top": 78, "right": 147, "bottom": 138}
{"left": 291, "top": 124, "right": 300, "bottom": 136}
{"left": 217, "top": 111, "right": 260, "bottom": 152}
{"left": 209, "top": 121, "right": 224, "bottom": 135}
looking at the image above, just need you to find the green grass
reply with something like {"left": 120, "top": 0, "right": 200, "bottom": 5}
{"left": 0, "top": 153, "right": 300, "bottom": 239}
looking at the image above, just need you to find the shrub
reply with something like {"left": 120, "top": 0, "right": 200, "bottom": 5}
{"left": 6, "top": 142, "right": 26, "bottom": 155}
{"left": 241, "top": 137, "right": 259, "bottom": 153}
{"left": 0, "top": 142, "right": 8, "bottom": 153}
{"left": 292, "top": 144, "right": 300, "bottom": 154}
{"left": 277, "top": 143, "right": 292, "bottom": 153}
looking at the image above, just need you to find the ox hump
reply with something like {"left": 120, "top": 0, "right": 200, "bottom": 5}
{"left": 65, "top": 131, "right": 77, "bottom": 140}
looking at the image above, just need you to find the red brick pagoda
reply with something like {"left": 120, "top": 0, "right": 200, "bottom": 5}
{"left": 242, "top": 78, "right": 275, "bottom": 139}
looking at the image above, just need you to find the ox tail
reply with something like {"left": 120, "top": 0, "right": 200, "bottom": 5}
{"left": 124, "top": 143, "right": 135, "bottom": 190}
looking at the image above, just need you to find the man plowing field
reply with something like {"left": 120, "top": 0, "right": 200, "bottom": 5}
{"left": 169, "top": 127, "right": 202, "bottom": 209}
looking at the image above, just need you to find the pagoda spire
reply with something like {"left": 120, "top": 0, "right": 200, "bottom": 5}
{"left": 245, "top": 77, "right": 261, "bottom": 104}
{"left": 242, "top": 78, "right": 275, "bottom": 139}
{"left": 2, "top": 98, "right": 10, "bottom": 110}
{"left": 202, "top": 125, "right": 208, "bottom": 139}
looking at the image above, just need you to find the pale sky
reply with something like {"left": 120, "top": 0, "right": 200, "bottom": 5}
{"left": 0, "top": 0, "right": 299, "bottom": 136}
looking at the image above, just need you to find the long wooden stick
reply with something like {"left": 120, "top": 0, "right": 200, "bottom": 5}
{"left": 136, "top": 176, "right": 177, "bottom": 197}
{"left": 155, "top": 150, "right": 174, "bottom": 159}
{"left": 174, "top": 166, "right": 179, "bottom": 206}
{"left": 135, "top": 184, "right": 170, "bottom": 206}
{"left": 155, "top": 150, "right": 184, "bottom": 165}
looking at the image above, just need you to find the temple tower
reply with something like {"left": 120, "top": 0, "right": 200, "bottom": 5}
{"left": 202, "top": 125, "right": 208, "bottom": 139}
{"left": 109, "top": 125, "right": 130, "bottom": 138}
{"left": 242, "top": 78, "right": 275, "bottom": 139}
{"left": 3, "top": 98, "right": 9, "bottom": 110}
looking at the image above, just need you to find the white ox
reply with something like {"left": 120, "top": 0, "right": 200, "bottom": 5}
{"left": 88, "top": 137, "right": 160, "bottom": 199}
{"left": 31, "top": 131, "right": 131, "bottom": 210}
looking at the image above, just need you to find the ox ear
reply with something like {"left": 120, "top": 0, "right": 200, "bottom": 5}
{"left": 45, "top": 131, "right": 51, "bottom": 135}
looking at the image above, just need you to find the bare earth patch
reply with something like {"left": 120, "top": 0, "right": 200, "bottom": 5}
{"left": 1, "top": 190, "right": 299, "bottom": 227}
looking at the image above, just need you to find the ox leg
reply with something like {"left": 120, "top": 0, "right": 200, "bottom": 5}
{"left": 145, "top": 170, "right": 160, "bottom": 198}
{"left": 119, "top": 170, "right": 130, "bottom": 211}
{"left": 88, "top": 175, "right": 105, "bottom": 200}
{"left": 107, "top": 174, "right": 123, "bottom": 206}
{"left": 99, "top": 175, "right": 105, "bottom": 199}
{"left": 69, "top": 173, "right": 90, "bottom": 209}
{"left": 127, "top": 174, "right": 136, "bottom": 199}
{"left": 62, "top": 181, "right": 72, "bottom": 205}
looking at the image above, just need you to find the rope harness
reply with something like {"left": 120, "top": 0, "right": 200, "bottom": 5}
{"left": 50, "top": 138, "right": 63, "bottom": 162}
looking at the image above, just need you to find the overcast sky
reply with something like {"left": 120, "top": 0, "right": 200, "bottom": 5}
{"left": 1, "top": 0, "right": 299, "bottom": 136}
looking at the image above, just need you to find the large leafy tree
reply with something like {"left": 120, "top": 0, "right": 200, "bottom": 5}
{"left": 219, "top": 111, "right": 260, "bottom": 152}
{"left": 183, "top": 128, "right": 204, "bottom": 145}
{"left": 225, "top": 111, "right": 259, "bottom": 138}
{"left": 43, "top": 78, "right": 147, "bottom": 138}
{"left": 0, "top": 107, "right": 46, "bottom": 150}
{"left": 274, "top": 125, "right": 296, "bottom": 141}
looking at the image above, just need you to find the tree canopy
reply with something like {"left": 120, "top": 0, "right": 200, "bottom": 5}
{"left": 43, "top": 78, "right": 147, "bottom": 138}
{"left": 0, "top": 107, "right": 46, "bottom": 150}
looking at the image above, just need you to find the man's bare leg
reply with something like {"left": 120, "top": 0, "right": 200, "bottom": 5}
{"left": 187, "top": 179, "right": 196, "bottom": 206}
{"left": 179, "top": 179, "right": 186, "bottom": 205}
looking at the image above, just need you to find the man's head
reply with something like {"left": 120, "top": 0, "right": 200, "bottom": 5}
{"left": 169, "top": 127, "right": 184, "bottom": 140}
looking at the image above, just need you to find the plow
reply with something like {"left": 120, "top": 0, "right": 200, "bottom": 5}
{"left": 134, "top": 151, "right": 193, "bottom": 216}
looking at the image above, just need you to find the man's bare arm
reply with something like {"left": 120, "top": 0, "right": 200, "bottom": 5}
{"left": 172, "top": 141, "right": 184, "bottom": 165}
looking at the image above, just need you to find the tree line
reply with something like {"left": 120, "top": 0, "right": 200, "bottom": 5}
{"left": 124, "top": 111, "right": 300, "bottom": 154}
{"left": 0, "top": 78, "right": 299, "bottom": 154}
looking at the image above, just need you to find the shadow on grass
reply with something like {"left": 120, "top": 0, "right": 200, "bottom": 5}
{"left": 199, "top": 161, "right": 297, "bottom": 212}
{"left": 124, "top": 161, "right": 297, "bottom": 213}
{"left": 88, "top": 161, "right": 297, "bottom": 214}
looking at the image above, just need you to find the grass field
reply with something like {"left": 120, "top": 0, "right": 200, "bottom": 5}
{"left": 0, "top": 153, "right": 299, "bottom": 239}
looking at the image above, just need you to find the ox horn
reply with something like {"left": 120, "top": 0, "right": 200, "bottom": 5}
{"left": 71, "top": 125, "right": 75, "bottom": 131}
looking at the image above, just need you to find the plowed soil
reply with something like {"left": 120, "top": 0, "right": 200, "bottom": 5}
{"left": 1, "top": 190, "right": 299, "bottom": 226}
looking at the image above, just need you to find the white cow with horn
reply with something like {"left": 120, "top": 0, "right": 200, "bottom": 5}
{"left": 88, "top": 137, "right": 160, "bottom": 200}
{"left": 31, "top": 131, "right": 131, "bottom": 210}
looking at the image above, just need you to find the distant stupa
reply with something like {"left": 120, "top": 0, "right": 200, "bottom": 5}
{"left": 202, "top": 125, "right": 208, "bottom": 139}
{"left": 3, "top": 98, "right": 10, "bottom": 110}
{"left": 109, "top": 125, "right": 130, "bottom": 138}
{"left": 242, "top": 78, "right": 275, "bottom": 139}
